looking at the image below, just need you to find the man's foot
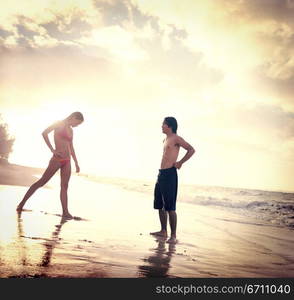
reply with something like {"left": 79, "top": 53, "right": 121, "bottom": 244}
{"left": 62, "top": 213, "right": 73, "bottom": 219}
{"left": 167, "top": 236, "right": 178, "bottom": 244}
{"left": 150, "top": 230, "right": 167, "bottom": 238}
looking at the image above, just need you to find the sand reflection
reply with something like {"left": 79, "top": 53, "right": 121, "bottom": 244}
{"left": 39, "top": 217, "right": 68, "bottom": 267}
{"left": 138, "top": 237, "right": 176, "bottom": 277}
{"left": 16, "top": 212, "right": 69, "bottom": 274}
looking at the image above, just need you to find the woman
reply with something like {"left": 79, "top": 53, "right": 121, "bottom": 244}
{"left": 17, "top": 111, "right": 84, "bottom": 219}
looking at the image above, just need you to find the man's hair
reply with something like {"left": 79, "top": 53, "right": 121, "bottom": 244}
{"left": 164, "top": 116, "right": 177, "bottom": 133}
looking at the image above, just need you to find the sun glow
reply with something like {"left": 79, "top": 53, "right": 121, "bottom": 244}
{"left": 1, "top": 0, "right": 293, "bottom": 191}
{"left": 2, "top": 98, "right": 85, "bottom": 167}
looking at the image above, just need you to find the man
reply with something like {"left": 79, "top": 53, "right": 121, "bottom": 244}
{"left": 151, "top": 117, "right": 195, "bottom": 243}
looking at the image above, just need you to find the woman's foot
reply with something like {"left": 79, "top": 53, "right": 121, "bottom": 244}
{"left": 62, "top": 212, "right": 73, "bottom": 219}
{"left": 16, "top": 204, "right": 24, "bottom": 212}
{"left": 150, "top": 230, "right": 167, "bottom": 238}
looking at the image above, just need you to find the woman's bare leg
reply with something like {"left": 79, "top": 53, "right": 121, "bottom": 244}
{"left": 60, "top": 162, "right": 72, "bottom": 218}
{"left": 17, "top": 159, "right": 60, "bottom": 211}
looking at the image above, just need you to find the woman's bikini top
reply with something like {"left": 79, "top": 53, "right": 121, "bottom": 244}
{"left": 58, "top": 126, "right": 72, "bottom": 142}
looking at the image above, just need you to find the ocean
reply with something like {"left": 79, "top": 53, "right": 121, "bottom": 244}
{"left": 82, "top": 174, "right": 294, "bottom": 230}
{"left": 178, "top": 184, "right": 294, "bottom": 230}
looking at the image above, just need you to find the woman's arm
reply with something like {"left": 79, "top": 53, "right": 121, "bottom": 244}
{"left": 42, "top": 122, "right": 60, "bottom": 155}
{"left": 69, "top": 140, "right": 80, "bottom": 173}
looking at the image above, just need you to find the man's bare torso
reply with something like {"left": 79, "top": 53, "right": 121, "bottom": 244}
{"left": 160, "top": 134, "right": 180, "bottom": 169}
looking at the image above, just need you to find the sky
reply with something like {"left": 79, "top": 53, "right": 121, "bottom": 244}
{"left": 1, "top": 0, "right": 294, "bottom": 192}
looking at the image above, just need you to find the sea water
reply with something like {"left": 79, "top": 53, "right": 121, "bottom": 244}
{"left": 83, "top": 174, "right": 294, "bottom": 230}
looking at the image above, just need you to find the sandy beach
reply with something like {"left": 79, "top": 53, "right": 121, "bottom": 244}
{"left": 0, "top": 163, "right": 293, "bottom": 278}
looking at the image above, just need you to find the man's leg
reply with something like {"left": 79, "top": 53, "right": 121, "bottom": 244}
{"left": 151, "top": 177, "right": 168, "bottom": 237}
{"left": 150, "top": 209, "right": 168, "bottom": 237}
{"left": 159, "top": 209, "right": 167, "bottom": 231}
{"left": 167, "top": 169, "right": 178, "bottom": 243}
{"left": 167, "top": 210, "right": 177, "bottom": 243}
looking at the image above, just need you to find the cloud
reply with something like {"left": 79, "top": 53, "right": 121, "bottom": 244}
{"left": 0, "top": 27, "right": 13, "bottom": 38}
{"left": 253, "top": 69, "right": 294, "bottom": 110}
{"left": 92, "top": 1, "right": 224, "bottom": 93}
{"left": 41, "top": 13, "right": 92, "bottom": 41}
{"left": 0, "top": 42, "right": 120, "bottom": 109}
{"left": 0, "top": 0, "right": 224, "bottom": 104}
{"left": 235, "top": 0, "right": 294, "bottom": 24}
{"left": 0, "top": 0, "right": 290, "bottom": 113}
{"left": 94, "top": 0, "right": 130, "bottom": 27}
{"left": 186, "top": 0, "right": 294, "bottom": 111}
{"left": 134, "top": 33, "right": 223, "bottom": 94}
{"left": 93, "top": 0, "right": 160, "bottom": 30}
{"left": 16, "top": 24, "right": 38, "bottom": 39}
{"left": 229, "top": 103, "right": 294, "bottom": 140}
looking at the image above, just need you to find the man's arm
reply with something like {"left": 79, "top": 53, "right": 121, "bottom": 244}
{"left": 174, "top": 136, "right": 195, "bottom": 169}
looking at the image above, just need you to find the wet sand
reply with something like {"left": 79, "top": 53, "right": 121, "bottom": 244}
{"left": 0, "top": 165, "right": 294, "bottom": 278}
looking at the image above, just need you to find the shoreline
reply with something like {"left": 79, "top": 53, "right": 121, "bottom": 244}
{"left": 2, "top": 161, "right": 293, "bottom": 195}
{"left": 0, "top": 161, "right": 45, "bottom": 187}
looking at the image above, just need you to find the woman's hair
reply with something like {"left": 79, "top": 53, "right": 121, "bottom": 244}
{"left": 66, "top": 112, "right": 84, "bottom": 122}
{"left": 164, "top": 116, "right": 178, "bottom": 133}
